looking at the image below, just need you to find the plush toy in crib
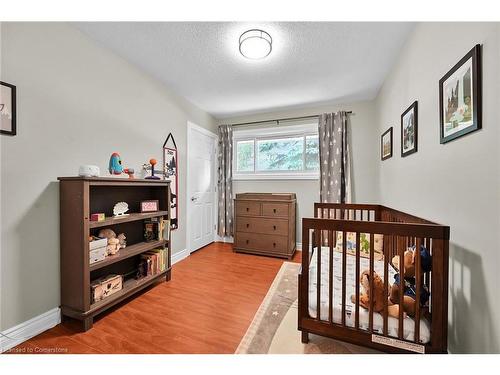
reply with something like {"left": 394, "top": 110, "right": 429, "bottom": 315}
{"left": 351, "top": 270, "right": 386, "bottom": 313}
{"left": 388, "top": 245, "right": 432, "bottom": 318}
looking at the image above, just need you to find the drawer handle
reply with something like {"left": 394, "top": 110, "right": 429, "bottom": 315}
{"left": 246, "top": 223, "right": 250, "bottom": 228}
{"left": 273, "top": 225, "right": 276, "bottom": 230}
{"left": 246, "top": 207, "right": 249, "bottom": 212}
{"left": 273, "top": 242, "right": 276, "bottom": 247}
{"left": 246, "top": 239, "right": 249, "bottom": 244}
{"left": 273, "top": 208, "right": 277, "bottom": 213}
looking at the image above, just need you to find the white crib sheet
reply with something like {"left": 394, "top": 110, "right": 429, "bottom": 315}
{"left": 308, "top": 247, "right": 431, "bottom": 344}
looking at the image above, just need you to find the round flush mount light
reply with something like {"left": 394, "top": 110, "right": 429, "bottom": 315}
{"left": 239, "top": 29, "right": 272, "bottom": 60}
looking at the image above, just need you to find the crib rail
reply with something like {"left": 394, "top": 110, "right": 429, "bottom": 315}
{"left": 299, "top": 203, "right": 449, "bottom": 354}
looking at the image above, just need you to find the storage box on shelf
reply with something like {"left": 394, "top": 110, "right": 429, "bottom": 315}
{"left": 58, "top": 177, "right": 171, "bottom": 331}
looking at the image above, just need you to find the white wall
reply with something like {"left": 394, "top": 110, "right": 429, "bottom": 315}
{"left": 375, "top": 23, "right": 500, "bottom": 353}
{"left": 221, "top": 100, "right": 380, "bottom": 242}
{"left": 0, "top": 23, "right": 217, "bottom": 331}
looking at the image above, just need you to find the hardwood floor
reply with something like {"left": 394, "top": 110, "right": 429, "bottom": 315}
{"left": 7, "top": 242, "right": 300, "bottom": 354}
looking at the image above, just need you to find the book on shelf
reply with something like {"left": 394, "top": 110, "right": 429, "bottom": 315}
{"left": 144, "top": 217, "right": 168, "bottom": 242}
{"left": 137, "top": 248, "right": 168, "bottom": 278}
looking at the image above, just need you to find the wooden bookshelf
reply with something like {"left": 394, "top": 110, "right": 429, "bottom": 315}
{"left": 89, "top": 240, "right": 168, "bottom": 271}
{"left": 88, "top": 270, "right": 170, "bottom": 315}
{"left": 89, "top": 211, "right": 170, "bottom": 229}
{"left": 58, "top": 177, "right": 171, "bottom": 331}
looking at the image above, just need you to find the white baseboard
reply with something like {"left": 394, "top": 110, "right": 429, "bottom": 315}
{"left": 171, "top": 248, "right": 190, "bottom": 265}
{"left": 296, "top": 242, "right": 302, "bottom": 251}
{"left": 0, "top": 307, "right": 61, "bottom": 353}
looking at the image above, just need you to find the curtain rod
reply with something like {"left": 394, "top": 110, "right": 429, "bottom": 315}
{"left": 228, "top": 111, "right": 353, "bottom": 127}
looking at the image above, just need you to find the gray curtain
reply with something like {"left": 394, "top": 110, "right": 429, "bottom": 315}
{"left": 217, "top": 125, "right": 233, "bottom": 237}
{"left": 318, "top": 111, "right": 351, "bottom": 203}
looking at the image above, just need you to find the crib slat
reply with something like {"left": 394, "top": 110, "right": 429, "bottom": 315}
{"left": 369, "top": 233, "right": 375, "bottom": 332}
{"left": 383, "top": 233, "right": 389, "bottom": 336}
{"left": 342, "top": 230, "right": 347, "bottom": 326}
{"left": 415, "top": 237, "right": 422, "bottom": 343}
{"left": 355, "top": 232, "right": 360, "bottom": 329}
{"left": 328, "top": 230, "right": 334, "bottom": 323}
{"left": 361, "top": 210, "right": 364, "bottom": 221}
{"left": 317, "top": 230, "right": 322, "bottom": 320}
{"left": 398, "top": 236, "right": 404, "bottom": 339}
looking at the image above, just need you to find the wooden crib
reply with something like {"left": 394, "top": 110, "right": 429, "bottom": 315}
{"left": 298, "top": 203, "right": 450, "bottom": 353}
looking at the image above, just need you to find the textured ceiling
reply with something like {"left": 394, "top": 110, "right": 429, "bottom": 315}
{"left": 74, "top": 22, "right": 414, "bottom": 118}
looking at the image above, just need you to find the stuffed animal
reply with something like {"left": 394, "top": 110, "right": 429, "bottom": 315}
{"left": 388, "top": 245, "right": 431, "bottom": 318}
{"left": 351, "top": 270, "right": 385, "bottom": 313}
{"left": 98, "top": 228, "right": 116, "bottom": 240}
{"left": 108, "top": 152, "right": 134, "bottom": 178}
{"left": 109, "top": 153, "right": 124, "bottom": 175}
{"left": 117, "top": 233, "right": 127, "bottom": 249}
{"left": 106, "top": 238, "right": 120, "bottom": 255}
{"left": 97, "top": 228, "right": 125, "bottom": 255}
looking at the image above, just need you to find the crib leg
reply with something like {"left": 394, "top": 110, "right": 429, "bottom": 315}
{"left": 301, "top": 330, "right": 309, "bottom": 344}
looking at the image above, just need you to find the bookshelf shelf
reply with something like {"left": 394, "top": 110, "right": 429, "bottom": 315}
{"left": 88, "top": 211, "right": 169, "bottom": 229}
{"left": 89, "top": 269, "right": 170, "bottom": 315}
{"left": 89, "top": 240, "right": 168, "bottom": 271}
{"left": 58, "top": 177, "right": 171, "bottom": 331}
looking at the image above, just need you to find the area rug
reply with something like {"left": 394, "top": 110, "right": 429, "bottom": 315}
{"left": 235, "top": 262, "right": 380, "bottom": 354}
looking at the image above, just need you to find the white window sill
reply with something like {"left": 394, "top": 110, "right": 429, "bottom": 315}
{"left": 233, "top": 173, "right": 319, "bottom": 181}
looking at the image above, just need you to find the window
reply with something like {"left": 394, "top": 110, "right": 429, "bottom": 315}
{"left": 233, "top": 122, "right": 319, "bottom": 180}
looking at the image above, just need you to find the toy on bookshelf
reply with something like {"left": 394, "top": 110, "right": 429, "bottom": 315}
{"left": 113, "top": 201, "right": 129, "bottom": 217}
{"left": 90, "top": 213, "right": 105, "bottom": 222}
{"left": 108, "top": 152, "right": 134, "bottom": 178}
{"left": 98, "top": 228, "right": 126, "bottom": 255}
{"left": 78, "top": 165, "right": 100, "bottom": 177}
{"left": 144, "top": 158, "right": 162, "bottom": 180}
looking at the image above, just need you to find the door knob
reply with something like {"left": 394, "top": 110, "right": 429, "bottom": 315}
{"left": 191, "top": 196, "right": 198, "bottom": 201}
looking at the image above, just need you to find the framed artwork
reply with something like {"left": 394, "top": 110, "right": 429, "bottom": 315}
{"left": 140, "top": 200, "right": 159, "bottom": 213}
{"left": 401, "top": 101, "right": 418, "bottom": 157}
{"left": 0, "top": 81, "right": 17, "bottom": 136}
{"left": 381, "top": 127, "right": 393, "bottom": 160}
{"left": 439, "top": 44, "right": 482, "bottom": 144}
{"left": 163, "top": 133, "right": 178, "bottom": 230}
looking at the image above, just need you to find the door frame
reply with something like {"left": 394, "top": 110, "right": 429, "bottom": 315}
{"left": 186, "top": 121, "right": 218, "bottom": 254}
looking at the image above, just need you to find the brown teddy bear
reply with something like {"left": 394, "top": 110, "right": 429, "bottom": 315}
{"left": 388, "top": 245, "right": 431, "bottom": 318}
{"left": 351, "top": 270, "right": 385, "bottom": 312}
{"left": 98, "top": 228, "right": 126, "bottom": 256}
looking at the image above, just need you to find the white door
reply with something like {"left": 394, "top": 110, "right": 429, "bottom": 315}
{"left": 187, "top": 122, "right": 217, "bottom": 253}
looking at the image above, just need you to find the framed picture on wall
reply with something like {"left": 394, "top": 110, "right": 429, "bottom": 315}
{"left": 439, "top": 44, "right": 482, "bottom": 144}
{"left": 381, "top": 127, "right": 393, "bottom": 160}
{"left": 401, "top": 101, "right": 418, "bottom": 157}
{"left": 0, "top": 81, "right": 17, "bottom": 136}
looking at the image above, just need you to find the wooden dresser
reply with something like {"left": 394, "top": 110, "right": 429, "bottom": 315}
{"left": 234, "top": 193, "right": 296, "bottom": 259}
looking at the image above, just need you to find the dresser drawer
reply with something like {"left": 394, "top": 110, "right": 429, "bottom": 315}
{"left": 235, "top": 201, "right": 261, "bottom": 216}
{"left": 236, "top": 217, "right": 288, "bottom": 236}
{"left": 235, "top": 232, "right": 288, "bottom": 254}
{"left": 262, "top": 202, "right": 289, "bottom": 217}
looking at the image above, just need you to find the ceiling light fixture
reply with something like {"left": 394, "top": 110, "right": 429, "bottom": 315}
{"left": 239, "top": 29, "right": 272, "bottom": 60}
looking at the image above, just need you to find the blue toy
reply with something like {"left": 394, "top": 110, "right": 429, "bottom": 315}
{"left": 109, "top": 153, "right": 124, "bottom": 175}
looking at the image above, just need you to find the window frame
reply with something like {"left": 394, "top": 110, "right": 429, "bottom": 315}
{"left": 233, "top": 123, "right": 320, "bottom": 180}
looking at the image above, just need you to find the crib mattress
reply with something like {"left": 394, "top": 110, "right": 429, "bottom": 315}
{"left": 308, "top": 247, "right": 431, "bottom": 344}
